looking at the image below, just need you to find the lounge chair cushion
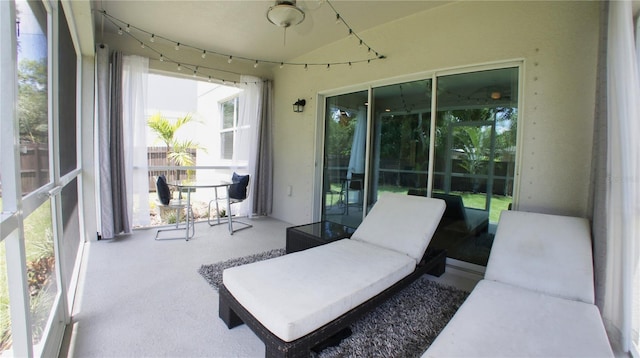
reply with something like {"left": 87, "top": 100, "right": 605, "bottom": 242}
{"left": 423, "top": 280, "right": 614, "bottom": 358}
{"left": 485, "top": 210, "right": 595, "bottom": 304}
{"left": 223, "top": 238, "right": 416, "bottom": 342}
{"left": 351, "top": 193, "right": 445, "bottom": 264}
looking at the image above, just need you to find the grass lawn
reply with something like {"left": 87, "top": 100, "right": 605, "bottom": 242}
{"left": 326, "top": 185, "right": 511, "bottom": 224}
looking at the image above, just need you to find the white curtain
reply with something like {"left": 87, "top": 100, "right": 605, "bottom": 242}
{"left": 347, "top": 107, "right": 367, "bottom": 179}
{"left": 96, "top": 49, "right": 148, "bottom": 238}
{"left": 602, "top": 1, "right": 640, "bottom": 354}
{"left": 235, "top": 75, "right": 263, "bottom": 217}
{"left": 122, "top": 55, "right": 149, "bottom": 227}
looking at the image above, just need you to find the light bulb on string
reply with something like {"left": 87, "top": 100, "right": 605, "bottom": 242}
{"left": 280, "top": 62, "right": 284, "bottom": 69}
{"left": 228, "top": 56, "right": 233, "bottom": 64}
{"left": 118, "top": 28, "right": 123, "bottom": 35}
{"left": 159, "top": 54, "right": 164, "bottom": 62}
{"left": 254, "top": 61, "right": 259, "bottom": 68}
{"left": 125, "top": 24, "right": 130, "bottom": 33}
{"left": 140, "top": 42, "right": 145, "bottom": 49}
{"left": 175, "top": 43, "right": 180, "bottom": 51}
{"left": 177, "top": 63, "right": 182, "bottom": 71}
{"left": 150, "top": 34, "right": 155, "bottom": 42}
{"left": 201, "top": 50, "right": 206, "bottom": 59}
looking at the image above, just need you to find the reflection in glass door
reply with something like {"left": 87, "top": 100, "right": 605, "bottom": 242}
{"left": 319, "top": 66, "right": 519, "bottom": 267}
{"left": 321, "top": 91, "right": 368, "bottom": 228}
{"left": 430, "top": 68, "right": 519, "bottom": 266}
{"left": 368, "top": 79, "right": 433, "bottom": 208}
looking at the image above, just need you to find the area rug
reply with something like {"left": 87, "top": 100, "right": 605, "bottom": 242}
{"left": 198, "top": 249, "right": 469, "bottom": 358}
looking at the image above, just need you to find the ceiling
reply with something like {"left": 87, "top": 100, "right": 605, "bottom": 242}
{"left": 92, "top": 0, "right": 450, "bottom": 65}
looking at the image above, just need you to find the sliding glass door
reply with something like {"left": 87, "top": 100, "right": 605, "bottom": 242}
{"left": 367, "top": 79, "right": 433, "bottom": 212}
{"left": 322, "top": 90, "right": 368, "bottom": 228}
{"left": 431, "top": 68, "right": 518, "bottom": 265}
{"left": 320, "top": 66, "right": 520, "bottom": 266}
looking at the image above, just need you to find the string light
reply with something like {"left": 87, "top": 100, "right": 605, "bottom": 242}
{"left": 95, "top": 4, "right": 386, "bottom": 73}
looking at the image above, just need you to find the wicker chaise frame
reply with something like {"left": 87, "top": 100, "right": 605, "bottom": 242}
{"left": 219, "top": 248, "right": 447, "bottom": 358}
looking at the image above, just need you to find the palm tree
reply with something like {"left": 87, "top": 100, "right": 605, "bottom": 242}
{"left": 147, "top": 113, "right": 202, "bottom": 180}
{"left": 455, "top": 125, "right": 491, "bottom": 193}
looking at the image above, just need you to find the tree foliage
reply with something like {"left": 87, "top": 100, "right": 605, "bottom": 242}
{"left": 147, "top": 113, "right": 203, "bottom": 167}
{"left": 18, "top": 58, "right": 48, "bottom": 144}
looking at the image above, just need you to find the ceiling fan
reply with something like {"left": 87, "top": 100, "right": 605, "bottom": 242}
{"left": 266, "top": 1, "right": 306, "bottom": 28}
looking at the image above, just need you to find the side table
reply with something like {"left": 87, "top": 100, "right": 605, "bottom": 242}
{"left": 286, "top": 221, "right": 356, "bottom": 254}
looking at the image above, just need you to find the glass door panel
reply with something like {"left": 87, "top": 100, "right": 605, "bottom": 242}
{"left": 322, "top": 91, "right": 368, "bottom": 227}
{"left": 368, "top": 79, "right": 432, "bottom": 208}
{"left": 432, "top": 67, "right": 518, "bottom": 265}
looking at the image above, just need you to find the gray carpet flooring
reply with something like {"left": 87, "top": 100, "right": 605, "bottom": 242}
{"left": 199, "top": 250, "right": 469, "bottom": 357}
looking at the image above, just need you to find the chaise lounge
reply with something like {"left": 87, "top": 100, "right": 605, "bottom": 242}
{"left": 423, "top": 210, "right": 614, "bottom": 357}
{"left": 219, "top": 193, "right": 447, "bottom": 357}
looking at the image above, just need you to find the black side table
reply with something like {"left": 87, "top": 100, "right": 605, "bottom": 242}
{"left": 286, "top": 221, "right": 356, "bottom": 254}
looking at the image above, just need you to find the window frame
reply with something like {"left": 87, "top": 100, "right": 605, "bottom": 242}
{"left": 219, "top": 95, "right": 239, "bottom": 160}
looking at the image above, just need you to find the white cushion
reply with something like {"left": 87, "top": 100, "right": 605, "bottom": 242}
{"left": 423, "top": 280, "right": 613, "bottom": 358}
{"left": 223, "top": 239, "right": 416, "bottom": 342}
{"left": 351, "top": 193, "right": 445, "bottom": 264}
{"left": 485, "top": 210, "right": 595, "bottom": 304}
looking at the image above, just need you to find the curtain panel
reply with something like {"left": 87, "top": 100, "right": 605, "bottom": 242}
{"left": 592, "top": 1, "right": 640, "bottom": 354}
{"left": 95, "top": 48, "right": 149, "bottom": 238}
{"left": 237, "top": 76, "right": 273, "bottom": 217}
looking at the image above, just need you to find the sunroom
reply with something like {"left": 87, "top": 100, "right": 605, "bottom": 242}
{"left": 1, "top": 0, "right": 639, "bottom": 357}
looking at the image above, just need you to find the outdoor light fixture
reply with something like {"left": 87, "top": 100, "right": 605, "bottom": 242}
{"left": 266, "top": 0, "right": 305, "bottom": 28}
{"left": 293, "top": 99, "right": 306, "bottom": 113}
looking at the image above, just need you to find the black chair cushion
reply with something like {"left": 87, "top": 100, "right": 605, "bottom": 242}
{"left": 156, "top": 175, "right": 171, "bottom": 205}
{"left": 229, "top": 172, "right": 249, "bottom": 200}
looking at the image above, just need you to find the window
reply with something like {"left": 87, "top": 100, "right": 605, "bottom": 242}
{"left": 220, "top": 96, "right": 239, "bottom": 160}
{"left": 1, "top": 1, "right": 79, "bottom": 355}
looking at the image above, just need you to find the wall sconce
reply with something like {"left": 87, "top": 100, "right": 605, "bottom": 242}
{"left": 293, "top": 99, "right": 306, "bottom": 113}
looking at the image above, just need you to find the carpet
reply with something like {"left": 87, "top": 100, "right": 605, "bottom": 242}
{"left": 198, "top": 249, "right": 469, "bottom": 358}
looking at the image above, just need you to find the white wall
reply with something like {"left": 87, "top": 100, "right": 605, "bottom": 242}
{"left": 270, "top": 1, "right": 599, "bottom": 225}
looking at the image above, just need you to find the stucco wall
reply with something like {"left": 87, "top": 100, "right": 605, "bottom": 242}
{"left": 270, "top": 1, "right": 599, "bottom": 225}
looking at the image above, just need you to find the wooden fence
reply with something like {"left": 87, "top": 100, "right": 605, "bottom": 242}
{"left": 13, "top": 145, "right": 195, "bottom": 194}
